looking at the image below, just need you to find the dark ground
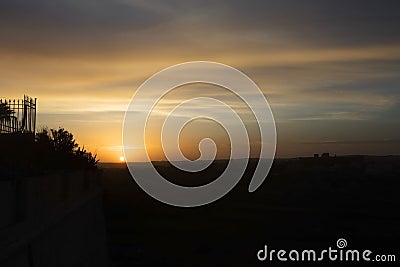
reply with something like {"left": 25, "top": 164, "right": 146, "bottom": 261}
{"left": 101, "top": 156, "right": 400, "bottom": 266}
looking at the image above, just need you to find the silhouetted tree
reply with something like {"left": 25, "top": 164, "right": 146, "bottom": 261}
{"left": 34, "top": 127, "right": 99, "bottom": 170}
{"left": 35, "top": 127, "right": 51, "bottom": 146}
{"left": 0, "top": 102, "right": 15, "bottom": 132}
{"left": 0, "top": 102, "right": 14, "bottom": 118}
{"left": 51, "top": 128, "right": 78, "bottom": 154}
{"left": 76, "top": 146, "right": 99, "bottom": 169}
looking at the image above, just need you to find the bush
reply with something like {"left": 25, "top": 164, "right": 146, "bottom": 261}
{"left": 34, "top": 127, "right": 99, "bottom": 171}
{"left": 1, "top": 127, "right": 98, "bottom": 177}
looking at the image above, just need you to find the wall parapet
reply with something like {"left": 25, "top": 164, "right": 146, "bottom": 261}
{"left": 0, "top": 170, "right": 109, "bottom": 266}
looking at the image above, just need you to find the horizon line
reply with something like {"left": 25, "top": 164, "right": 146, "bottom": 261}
{"left": 99, "top": 154, "right": 400, "bottom": 164}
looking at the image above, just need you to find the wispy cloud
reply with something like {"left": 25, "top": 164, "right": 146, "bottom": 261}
{"left": 1, "top": 0, "right": 400, "bottom": 161}
{"left": 288, "top": 112, "right": 371, "bottom": 121}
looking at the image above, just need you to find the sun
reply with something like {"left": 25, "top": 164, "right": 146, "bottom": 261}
{"left": 119, "top": 156, "right": 125, "bottom": 162}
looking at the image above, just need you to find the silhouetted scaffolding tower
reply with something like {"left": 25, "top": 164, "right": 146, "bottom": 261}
{"left": 0, "top": 95, "right": 37, "bottom": 134}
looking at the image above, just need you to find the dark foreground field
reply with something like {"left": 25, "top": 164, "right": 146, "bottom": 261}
{"left": 101, "top": 156, "right": 400, "bottom": 266}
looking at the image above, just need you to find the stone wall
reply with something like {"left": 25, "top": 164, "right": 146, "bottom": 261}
{"left": 0, "top": 171, "right": 109, "bottom": 266}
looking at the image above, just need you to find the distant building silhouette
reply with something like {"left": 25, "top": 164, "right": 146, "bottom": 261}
{"left": 321, "top": 152, "right": 330, "bottom": 158}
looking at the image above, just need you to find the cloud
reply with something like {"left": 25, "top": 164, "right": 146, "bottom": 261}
{"left": 1, "top": 0, "right": 400, "bottom": 59}
{"left": 299, "top": 139, "right": 400, "bottom": 145}
{"left": 288, "top": 112, "right": 370, "bottom": 121}
{"left": 1, "top": 0, "right": 400, "bottom": 160}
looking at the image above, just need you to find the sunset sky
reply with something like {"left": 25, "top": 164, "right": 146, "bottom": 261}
{"left": 1, "top": 0, "right": 399, "bottom": 162}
